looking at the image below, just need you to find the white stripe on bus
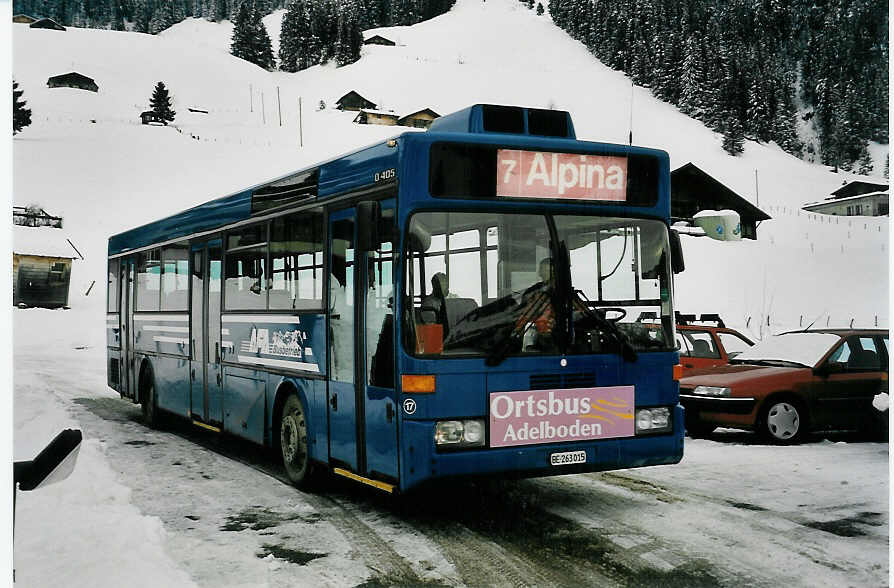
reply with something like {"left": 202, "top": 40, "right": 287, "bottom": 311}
{"left": 223, "top": 315, "right": 301, "bottom": 324}
{"left": 152, "top": 336, "right": 190, "bottom": 345}
{"left": 142, "top": 325, "right": 189, "bottom": 333}
{"left": 236, "top": 355, "right": 320, "bottom": 372}
{"left": 221, "top": 341, "right": 235, "bottom": 348}
{"left": 135, "top": 314, "right": 189, "bottom": 322}
{"left": 221, "top": 328, "right": 230, "bottom": 335}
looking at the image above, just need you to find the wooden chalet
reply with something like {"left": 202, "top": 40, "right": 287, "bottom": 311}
{"left": 47, "top": 72, "right": 98, "bottom": 92}
{"left": 29, "top": 17, "right": 66, "bottom": 30}
{"left": 802, "top": 179, "right": 890, "bottom": 217}
{"left": 363, "top": 35, "right": 396, "bottom": 46}
{"left": 670, "top": 163, "right": 770, "bottom": 240}
{"left": 13, "top": 14, "right": 38, "bottom": 24}
{"left": 353, "top": 109, "right": 399, "bottom": 126}
{"left": 13, "top": 224, "right": 79, "bottom": 308}
{"left": 140, "top": 110, "right": 165, "bottom": 125}
{"left": 397, "top": 108, "right": 440, "bottom": 129}
{"left": 335, "top": 91, "right": 377, "bottom": 112}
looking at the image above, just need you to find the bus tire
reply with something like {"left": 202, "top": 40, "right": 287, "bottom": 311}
{"left": 279, "top": 394, "right": 312, "bottom": 487}
{"left": 140, "top": 368, "right": 163, "bottom": 429}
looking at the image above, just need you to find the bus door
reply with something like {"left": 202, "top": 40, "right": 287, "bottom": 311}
{"left": 190, "top": 239, "right": 224, "bottom": 427}
{"left": 327, "top": 203, "right": 399, "bottom": 480}
{"left": 120, "top": 257, "right": 136, "bottom": 400}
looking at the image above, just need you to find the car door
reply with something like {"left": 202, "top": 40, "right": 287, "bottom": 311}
{"left": 810, "top": 335, "right": 885, "bottom": 430}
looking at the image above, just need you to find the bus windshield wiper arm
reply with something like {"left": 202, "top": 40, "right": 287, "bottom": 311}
{"left": 485, "top": 287, "right": 553, "bottom": 366}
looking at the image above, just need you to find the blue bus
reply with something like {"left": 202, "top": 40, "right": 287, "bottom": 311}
{"left": 106, "top": 104, "right": 685, "bottom": 493}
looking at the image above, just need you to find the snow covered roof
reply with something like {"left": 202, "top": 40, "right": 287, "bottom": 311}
{"left": 734, "top": 332, "right": 841, "bottom": 368}
{"left": 803, "top": 191, "right": 889, "bottom": 208}
{"left": 13, "top": 225, "right": 79, "bottom": 258}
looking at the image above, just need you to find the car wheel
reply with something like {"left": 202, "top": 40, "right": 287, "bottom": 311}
{"left": 280, "top": 394, "right": 313, "bottom": 487}
{"left": 760, "top": 398, "right": 805, "bottom": 444}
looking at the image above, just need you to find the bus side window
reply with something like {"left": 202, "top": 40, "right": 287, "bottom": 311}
{"left": 368, "top": 209, "right": 395, "bottom": 388}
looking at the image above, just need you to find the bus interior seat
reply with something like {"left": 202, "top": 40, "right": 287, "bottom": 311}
{"left": 443, "top": 298, "right": 478, "bottom": 334}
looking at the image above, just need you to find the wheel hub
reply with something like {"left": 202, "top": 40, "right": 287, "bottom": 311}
{"left": 767, "top": 402, "right": 799, "bottom": 439}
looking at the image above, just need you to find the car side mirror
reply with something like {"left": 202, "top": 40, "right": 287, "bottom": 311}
{"left": 815, "top": 362, "right": 845, "bottom": 377}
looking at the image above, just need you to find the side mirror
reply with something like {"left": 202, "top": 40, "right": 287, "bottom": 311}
{"left": 669, "top": 229, "right": 685, "bottom": 274}
{"left": 815, "top": 362, "right": 845, "bottom": 377}
{"left": 14, "top": 429, "right": 82, "bottom": 492}
{"left": 356, "top": 201, "right": 381, "bottom": 252}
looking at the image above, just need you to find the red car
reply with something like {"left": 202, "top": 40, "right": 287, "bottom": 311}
{"left": 679, "top": 329, "right": 889, "bottom": 443}
{"left": 673, "top": 314, "right": 754, "bottom": 376}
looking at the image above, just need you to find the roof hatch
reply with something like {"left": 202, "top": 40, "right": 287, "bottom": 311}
{"left": 427, "top": 104, "right": 576, "bottom": 139}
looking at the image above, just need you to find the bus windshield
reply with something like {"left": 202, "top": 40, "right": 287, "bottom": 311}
{"left": 404, "top": 211, "right": 674, "bottom": 359}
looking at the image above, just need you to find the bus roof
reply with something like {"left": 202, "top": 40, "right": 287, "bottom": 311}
{"left": 109, "top": 105, "right": 669, "bottom": 257}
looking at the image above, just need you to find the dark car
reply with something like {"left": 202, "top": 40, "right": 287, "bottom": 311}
{"left": 679, "top": 329, "right": 889, "bottom": 443}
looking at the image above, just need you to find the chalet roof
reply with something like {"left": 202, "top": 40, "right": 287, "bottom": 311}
{"left": 671, "top": 162, "right": 771, "bottom": 222}
{"left": 13, "top": 225, "right": 78, "bottom": 258}
{"left": 830, "top": 180, "right": 889, "bottom": 199}
{"left": 29, "top": 17, "right": 65, "bottom": 30}
{"left": 335, "top": 91, "right": 376, "bottom": 107}
{"left": 363, "top": 34, "right": 396, "bottom": 45}
{"left": 48, "top": 72, "right": 96, "bottom": 84}
{"left": 13, "top": 14, "right": 37, "bottom": 22}
{"left": 804, "top": 191, "right": 889, "bottom": 208}
{"left": 399, "top": 108, "right": 440, "bottom": 121}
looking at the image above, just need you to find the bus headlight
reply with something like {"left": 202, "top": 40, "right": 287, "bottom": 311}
{"left": 435, "top": 419, "right": 486, "bottom": 448}
{"left": 635, "top": 407, "right": 672, "bottom": 434}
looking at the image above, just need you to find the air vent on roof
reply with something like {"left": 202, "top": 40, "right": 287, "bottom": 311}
{"left": 427, "top": 104, "right": 576, "bottom": 139}
{"left": 251, "top": 168, "right": 319, "bottom": 214}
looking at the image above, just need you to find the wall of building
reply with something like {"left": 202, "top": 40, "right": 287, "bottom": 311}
{"left": 13, "top": 255, "right": 73, "bottom": 307}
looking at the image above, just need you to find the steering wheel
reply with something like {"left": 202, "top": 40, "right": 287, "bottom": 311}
{"left": 600, "top": 307, "right": 627, "bottom": 323}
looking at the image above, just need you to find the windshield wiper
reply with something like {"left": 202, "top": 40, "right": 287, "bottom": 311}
{"left": 571, "top": 290, "right": 638, "bottom": 362}
{"left": 730, "top": 359, "right": 809, "bottom": 368}
{"left": 485, "top": 286, "right": 553, "bottom": 366}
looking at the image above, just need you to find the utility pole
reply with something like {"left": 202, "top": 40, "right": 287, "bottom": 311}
{"left": 249, "top": 83, "right": 253, "bottom": 113}
{"left": 754, "top": 169, "right": 759, "bottom": 207}
{"left": 628, "top": 81, "right": 634, "bottom": 146}
{"left": 298, "top": 96, "right": 303, "bottom": 148}
{"left": 261, "top": 91, "right": 266, "bottom": 124}
{"left": 277, "top": 86, "right": 282, "bottom": 127}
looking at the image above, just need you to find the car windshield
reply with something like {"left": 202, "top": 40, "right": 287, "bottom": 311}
{"left": 732, "top": 333, "right": 841, "bottom": 368}
{"left": 402, "top": 211, "right": 675, "bottom": 359}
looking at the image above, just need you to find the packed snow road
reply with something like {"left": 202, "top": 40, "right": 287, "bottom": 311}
{"left": 14, "top": 341, "right": 889, "bottom": 588}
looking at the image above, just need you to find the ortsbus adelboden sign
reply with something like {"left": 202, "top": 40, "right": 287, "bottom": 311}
{"left": 489, "top": 386, "right": 635, "bottom": 447}
{"left": 496, "top": 149, "right": 628, "bottom": 201}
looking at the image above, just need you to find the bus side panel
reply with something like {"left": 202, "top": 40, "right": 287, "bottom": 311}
{"left": 154, "top": 354, "right": 191, "bottom": 417}
{"left": 266, "top": 375, "right": 328, "bottom": 464}
{"left": 107, "top": 349, "right": 121, "bottom": 392}
{"left": 224, "top": 366, "right": 266, "bottom": 445}
{"left": 619, "top": 352, "right": 678, "bottom": 406}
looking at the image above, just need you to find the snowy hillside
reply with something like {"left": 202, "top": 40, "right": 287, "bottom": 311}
{"left": 11, "top": 0, "right": 889, "bottom": 334}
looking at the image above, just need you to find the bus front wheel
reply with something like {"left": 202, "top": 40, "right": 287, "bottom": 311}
{"left": 280, "top": 394, "right": 312, "bottom": 487}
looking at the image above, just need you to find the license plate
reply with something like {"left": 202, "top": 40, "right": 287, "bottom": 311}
{"left": 550, "top": 450, "right": 587, "bottom": 466}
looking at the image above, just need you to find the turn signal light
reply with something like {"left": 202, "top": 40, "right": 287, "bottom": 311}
{"left": 401, "top": 374, "right": 436, "bottom": 394}
{"left": 673, "top": 364, "right": 683, "bottom": 381}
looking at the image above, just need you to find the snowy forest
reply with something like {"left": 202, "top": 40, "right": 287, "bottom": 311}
{"left": 13, "top": 0, "right": 888, "bottom": 172}
{"left": 549, "top": 0, "right": 888, "bottom": 171}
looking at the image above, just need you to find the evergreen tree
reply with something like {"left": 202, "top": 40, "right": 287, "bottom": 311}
{"left": 251, "top": 3, "right": 276, "bottom": 69}
{"left": 149, "top": 81, "right": 176, "bottom": 124}
{"left": 721, "top": 114, "right": 744, "bottom": 156}
{"left": 536, "top": 2, "right": 543, "bottom": 15}
{"left": 278, "top": 1, "right": 303, "bottom": 72}
{"left": 13, "top": 80, "right": 32, "bottom": 135}
{"left": 230, "top": 2, "right": 254, "bottom": 61}
{"left": 856, "top": 142, "right": 874, "bottom": 175}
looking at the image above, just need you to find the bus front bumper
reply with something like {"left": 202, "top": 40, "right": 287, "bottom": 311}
{"left": 399, "top": 405, "right": 684, "bottom": 492}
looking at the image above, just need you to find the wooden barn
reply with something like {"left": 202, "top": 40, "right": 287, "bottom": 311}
{"left": 363, "top": 34, "right": 396, "bottom": 46}
{"left": 335, "top": 91, "right": 376, "bottom": 112}
{"left": 397, "top": 108, "right": 440, "bottom": 129}
{"left": 29, "top": 17, "right": 66, "bottom": 30}
{"left": 13, "top": 14, "right": 37, "bottom": 24}
{"left": 47, "top": 72, "right": 98, "bottom": 92}
{"left": 13, "top": 225, "right": 79, "bottom": 308}
{"left": 353, "top": 109, "right": 399, "bottom": 126}
{"left": 670, "top": 162, "right": 770, "bottom": 240}
{"left": 140, "top": 110, "right": 165, "bottom": 125}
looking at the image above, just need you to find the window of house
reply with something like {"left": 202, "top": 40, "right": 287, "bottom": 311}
{"left": 136, "top": 250, "right": 161, "bottom": 311}
{"left": 269, "top": 212, "right": 324, "bottom": 310}
{"left": 161, "top": 244, "right": 189, "bottom": 311}
{"left": 225, "top": 224, "right": 267, "bottom": 310}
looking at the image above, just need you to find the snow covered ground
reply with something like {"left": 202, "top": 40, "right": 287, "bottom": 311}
{"left": 7, "top": 0, "right": 890, "bottom": 585}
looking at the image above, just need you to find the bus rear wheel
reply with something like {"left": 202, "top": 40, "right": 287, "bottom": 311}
{"left": 141, "top": 373, "right": 163, "bottom": 429}
{"left": 280, "top": 394, "right": 312, "bottom": 487}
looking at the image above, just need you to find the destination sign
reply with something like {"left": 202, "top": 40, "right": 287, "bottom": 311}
{"left": 496, "top": 149, "right": 628, "bottom": 201}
